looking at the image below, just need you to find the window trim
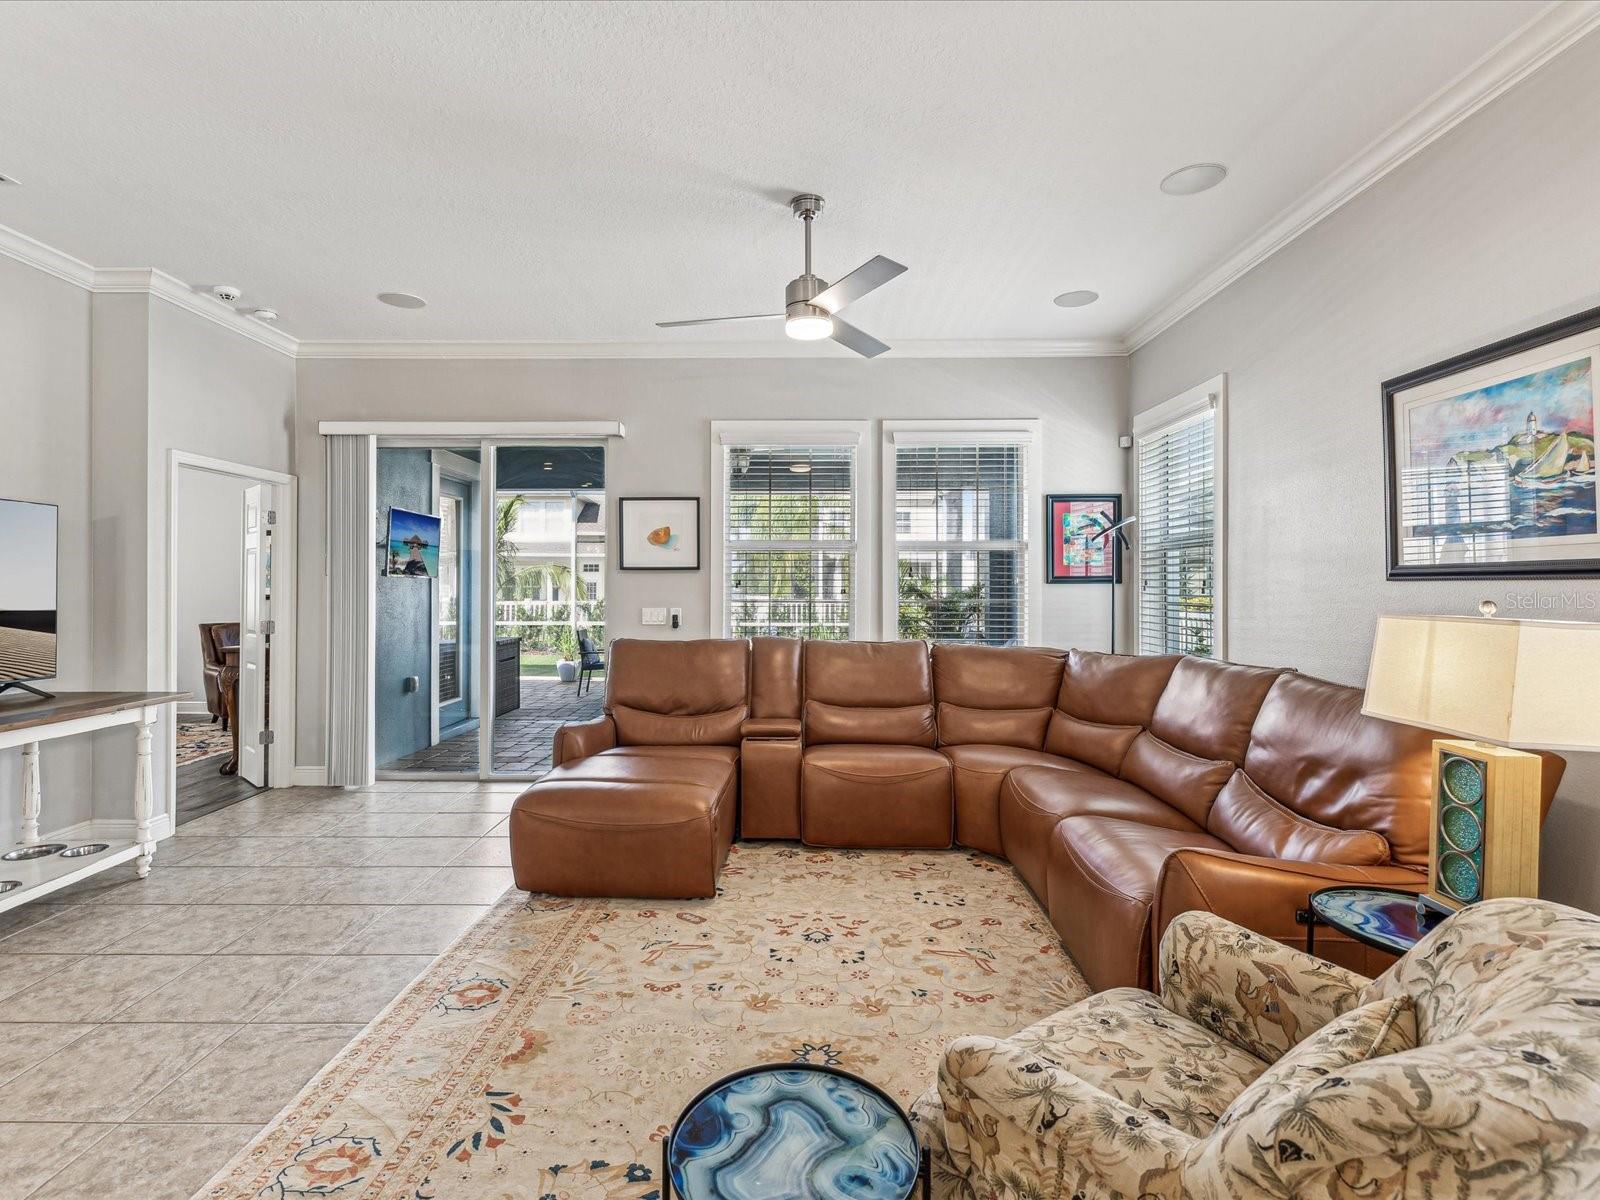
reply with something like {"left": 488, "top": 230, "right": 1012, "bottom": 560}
{"left": 880, "top": 419, "right": 1042, "bottom": 645}
{"left": 710, "top": 420, "right": 873, "bottom": 639}
{"left": 1131, "top": 374, "right": 1227, "bottom": 659}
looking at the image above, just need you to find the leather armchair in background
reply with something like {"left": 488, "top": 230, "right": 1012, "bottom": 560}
{"left": 199, "top": 621, "right": 240, "bottom": 728}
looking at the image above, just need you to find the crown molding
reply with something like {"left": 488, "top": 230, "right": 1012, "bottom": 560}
{"left": 294, "top": 337, "right": 1127, "bottom": 360}
{"left": 92, "top": 267, "right": 299, "bottom": 357}
{"left": 0, "top": 221, "right": 97, "bottom": 289}
{"left": 1124, "top": 0, "right": 1600, "bottom": 352}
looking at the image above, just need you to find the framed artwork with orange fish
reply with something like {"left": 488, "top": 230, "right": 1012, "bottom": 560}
{"left": 618, "top": 497, "right": 701, "bottom": 570}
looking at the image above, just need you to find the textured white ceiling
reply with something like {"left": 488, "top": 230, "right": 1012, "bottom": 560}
{"left": 0, "top": 0, "right": 1544, "bottom": 343}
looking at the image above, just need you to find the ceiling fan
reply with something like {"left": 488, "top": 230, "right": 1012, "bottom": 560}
{"left": 657, "top": 194, "right": 907, "bottom": 358}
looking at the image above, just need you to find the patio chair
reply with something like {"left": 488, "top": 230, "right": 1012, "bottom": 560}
{"left": 577, "top": 631, "right": 606, "bottom": 696}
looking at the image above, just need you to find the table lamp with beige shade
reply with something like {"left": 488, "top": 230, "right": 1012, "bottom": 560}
{"left": 1362, "top": 602, "right": 1599, "bottom": 912}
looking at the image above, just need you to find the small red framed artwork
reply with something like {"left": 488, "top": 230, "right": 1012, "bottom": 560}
{"left": 1046, "top": 494, "right": 1122, "bottom": 583}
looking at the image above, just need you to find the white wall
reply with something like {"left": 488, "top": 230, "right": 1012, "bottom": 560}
{"left": 293, "top": 355, "right": 1129, "bottom": 765}
{"left": 0, "top": 255, "right": 93, "bottom": 834}
{"left": 1129, "top": 31, "right": 1600, "bottom": 912}
{"left": 1, "top": 271, "right": 297, "bottom": 832}
{"left": 174, "top": 470, "right": 251, "bottom": 712}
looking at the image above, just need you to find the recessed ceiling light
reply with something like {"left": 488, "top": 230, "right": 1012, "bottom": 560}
{"left": 378, "top": 292, "right": 427, "bottom": 309}
{"left": 1053, "top": 290, "right": 1100, "bottom": 308}
{"left": 1160, "top": 163, "right": 1227, "bottom": 196}
{"left": 250, "top": 308, "right": 279, "bottom": 322}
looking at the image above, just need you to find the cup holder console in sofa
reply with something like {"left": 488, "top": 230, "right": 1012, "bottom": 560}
{"left": 510, "top": 638, "right": 1565, "bottom": 989}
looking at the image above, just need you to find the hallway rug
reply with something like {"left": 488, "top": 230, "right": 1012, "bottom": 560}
{"left": 177, "top": 718, "right": 232, "bottom": 765}
{"left": 197, "top": 844, "right": 1084, "bottom": 1200}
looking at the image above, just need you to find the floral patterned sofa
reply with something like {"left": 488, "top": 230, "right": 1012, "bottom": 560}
{"left": 913, "top": 897, "right": 1600, "bottom": 1199}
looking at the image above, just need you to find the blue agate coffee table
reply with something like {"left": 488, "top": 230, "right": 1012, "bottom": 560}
{"left": 664, "top": 1063, "right": 927, "bottom": 1200}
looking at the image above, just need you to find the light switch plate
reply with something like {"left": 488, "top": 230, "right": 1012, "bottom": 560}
{"left": 642, "top": 607, "right": 668, "bottom": 626}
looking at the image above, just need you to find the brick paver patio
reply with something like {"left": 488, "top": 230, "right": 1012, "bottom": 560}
{"left": 380, "top": 676, "right": 604, "bottom": 775}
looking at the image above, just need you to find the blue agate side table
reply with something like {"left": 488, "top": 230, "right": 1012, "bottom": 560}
{"left": 1303, "top": 885, "right": 1450, "bottom": 958}
{"left": 664, "top": 1063, "right": 927, "bottom": 1200}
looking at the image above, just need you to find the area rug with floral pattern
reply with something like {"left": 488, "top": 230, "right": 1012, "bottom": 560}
{"left": 178, "top": 719, "right": 233, "bottom": 765}
{"left": 197, "top": 843, "right": 1085, "bottom": 1200}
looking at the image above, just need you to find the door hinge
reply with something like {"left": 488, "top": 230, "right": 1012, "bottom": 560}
{"left": 265, "top": 509, "right": 277, "bottom": 526}
{"left": 259, "top": 729, "right": 276, "bottom": 746}
{"left": 263, "top": 619, "right": 276, "bottom": 636}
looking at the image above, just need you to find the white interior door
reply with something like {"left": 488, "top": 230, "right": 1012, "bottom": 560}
{"left": 238, "top": 482, "right": 274, "bottom": 786}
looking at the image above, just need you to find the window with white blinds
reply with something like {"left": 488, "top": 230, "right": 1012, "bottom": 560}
{"left": 893, "top": 439, "right": 1029, "bottom": 644}
{"left": 1136, "top": 401, "right": 1220, "bottom": 657}
{"left": 722, "top": 443, "right": 856, "bottom": 639}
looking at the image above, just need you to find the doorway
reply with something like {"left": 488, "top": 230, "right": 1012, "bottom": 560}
{"left": 372, "top": 439, "right": 605, "bottom": 780}
{"left": 168, "top": 453, "right": 297, "bottom": 824}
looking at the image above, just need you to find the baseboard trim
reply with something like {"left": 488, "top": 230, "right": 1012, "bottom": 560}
{"left": 291, "top": 765, "right": 329, "bottom": 787}
{"left": 43, "top": 813, "right": 175, "bottom": 844}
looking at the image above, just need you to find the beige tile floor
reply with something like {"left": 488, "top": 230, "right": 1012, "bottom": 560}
{"left": 0, "top": 780, "right": 523, "bottom": 1200}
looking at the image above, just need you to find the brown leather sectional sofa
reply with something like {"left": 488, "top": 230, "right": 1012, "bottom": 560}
{"left": 511, "top": 637, "right": 1565, "bottom": 989}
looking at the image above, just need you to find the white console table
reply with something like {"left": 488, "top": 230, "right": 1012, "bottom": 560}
{"left": 0, "top": 691, "right": 185, "bottom": 913}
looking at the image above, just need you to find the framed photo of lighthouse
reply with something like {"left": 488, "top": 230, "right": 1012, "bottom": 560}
{"left": 1383, "top": 303, "right": 1600, "bottom": 579}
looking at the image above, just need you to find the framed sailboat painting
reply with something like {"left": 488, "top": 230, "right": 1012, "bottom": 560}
{"left": 1383, "top": 303, "right": 1600, "bottom": 579}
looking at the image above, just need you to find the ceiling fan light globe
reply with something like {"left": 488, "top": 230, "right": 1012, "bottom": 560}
{"left": 786, "top": 313, "right": 834, "bottom": 341}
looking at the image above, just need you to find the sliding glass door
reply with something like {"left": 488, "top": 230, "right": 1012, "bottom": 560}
{"left": 487, "top": 444, "right": 606, "bottom": 776}
{"left": 373, "top": 438, "right": 605, "bottom": 780}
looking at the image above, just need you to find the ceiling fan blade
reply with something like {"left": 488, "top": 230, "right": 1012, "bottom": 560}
{"left": 829, "top": 317, "right": 890, "bottom": 359}
{"left": 812, "top": 255, "right": 907, "bottom": 314}
{"left": 656, "top": 313, "right": 783, "bottom": 328}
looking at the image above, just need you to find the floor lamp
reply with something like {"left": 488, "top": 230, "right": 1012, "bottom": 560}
{"left": 1088, "top": 514, "right": 1136, "bottom": 653}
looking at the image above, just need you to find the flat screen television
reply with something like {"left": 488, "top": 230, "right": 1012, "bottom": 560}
{"left": 0, "top": 498, "right": 59, "bottom": 698}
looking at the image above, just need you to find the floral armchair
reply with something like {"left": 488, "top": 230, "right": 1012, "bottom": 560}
{"left": 913, "top": 898, "right": 1600, "bottom": 1200}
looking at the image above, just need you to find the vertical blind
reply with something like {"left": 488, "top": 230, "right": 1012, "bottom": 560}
{"left": 1136, "top": 407, "right": 1217, "bottom": 657}
{"left": 326, "top": 433, "right": 376, "bottom": 786}
{"left": 723, "top": 444, "right": 855, "bottom": 639}
{"left": 893, "top": 441, "right": 1028, "bottom": 644}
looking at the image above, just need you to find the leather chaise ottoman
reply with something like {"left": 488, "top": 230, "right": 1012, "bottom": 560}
{"left": 510, "top": 752, "right": 737, "bottom": 898}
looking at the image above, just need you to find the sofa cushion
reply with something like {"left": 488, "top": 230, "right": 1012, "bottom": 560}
{"left": 1191, "top": 997, "right": 1421, "bottom": 1188}
{"left": 1119, "top": 731, "right": 1237, "bottom": 827}
{"left": 806, "top": 700, "right": 937, "bottom": 746}
{"left": 933, "top": 644, "right": 1065, "bottom": 749}
{"left": 1056, "top": 649, "right": 1180, "bottom": 726}
{"left": 804, "top": 640, "right": 935, "bottom": 746}
{"left": 999, "top": 764, "right": 1201, "bottom": 906}
{"left": 937, "top": 703, "right": 1053, "bottom": 750}
{"left": 607, "top": 638, "right": 749, "bottom": 746}
{"left": 1242, "top": 671, "right": 1435, "bottom": 867}
{"left": 1005, "top": 987, "right": 1268, "bottom": 1137}
{"left": 801, "top": 744, "right": 952, "bottom": 848}
{"left": 1043, "top": 710, "right": 1142, "bottom": 775}
{"left": 941, "top": 744, "right": 1081, "bottom": 856}
{"left": 1047, "top": 816, "right": 1231, "bottom": 992}
{"left": 749, "top": 636, "right": 802, "bottom": 719}
{"left": 1207, "top": 771, "right": 1390, "bottom": 865}
{"left": 612, "top": 704, "right": 747, "bottom": 747}
{"left": 1149, "top": 657, "right": 1284, "bottom": 763}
